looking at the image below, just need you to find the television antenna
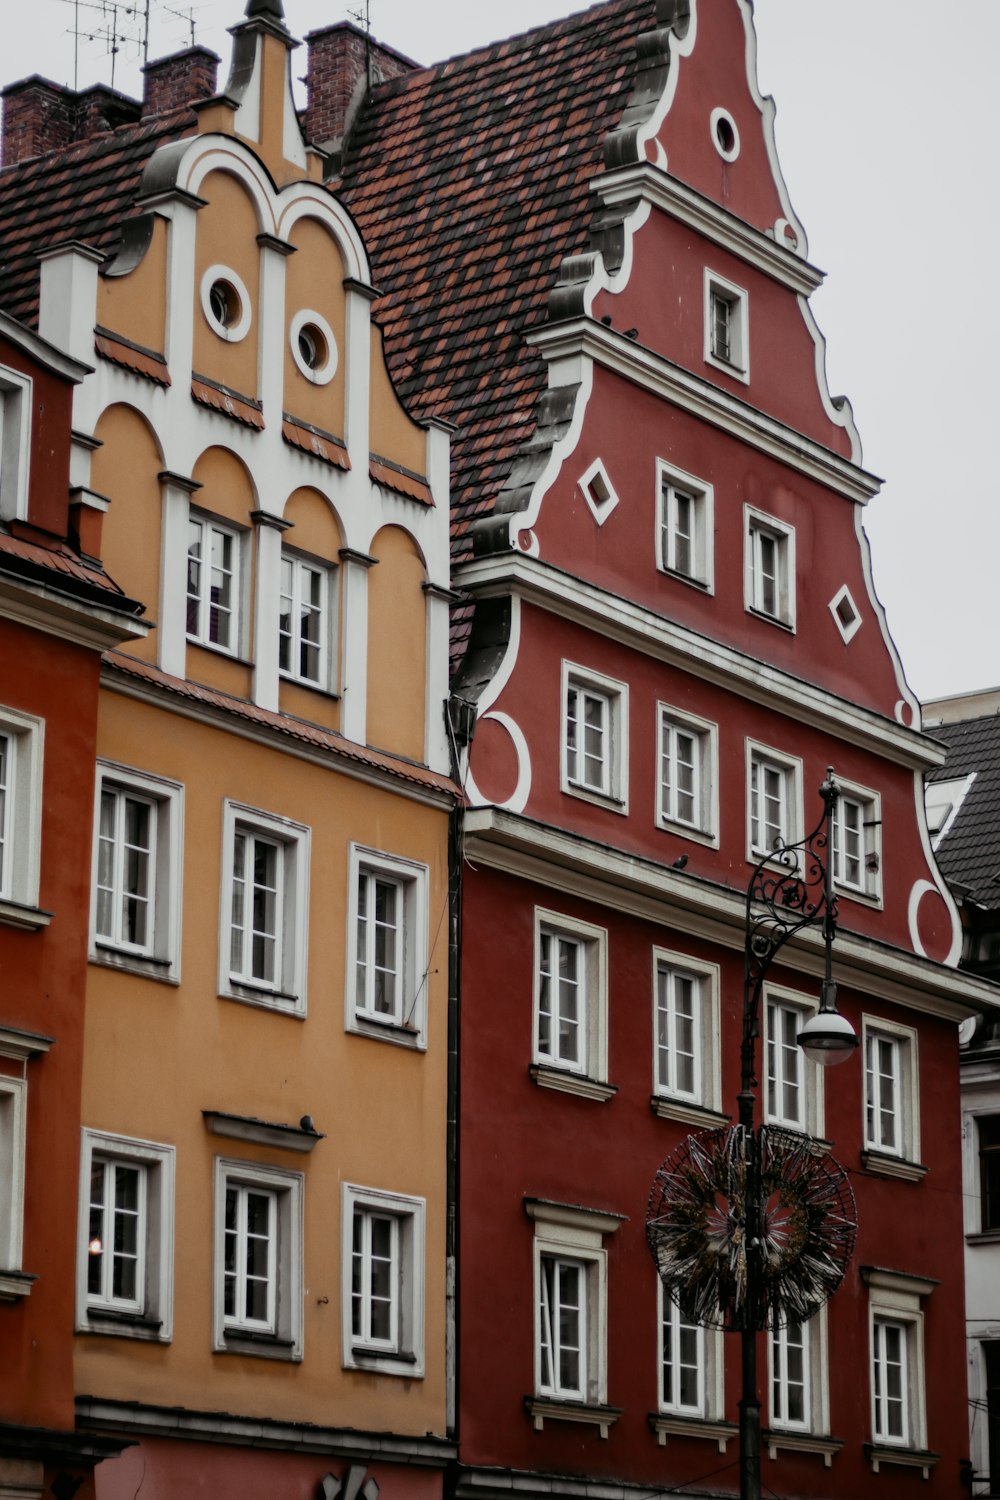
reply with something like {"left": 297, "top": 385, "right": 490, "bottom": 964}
{"left": 60, "top": 0, "right": 200, "bottom": 91}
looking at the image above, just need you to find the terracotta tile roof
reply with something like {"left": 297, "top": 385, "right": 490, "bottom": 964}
{"left": 103, "top": 649, "right": 461, "bottom": 800}
{"left": 0, "top": 107, "right": 195, "bottom": 327}
{"left": 337, "top": 0, "right": 653, "bottom": 576}
{"left": 0, "top": 527, "right": 140, "bottom": 609}
{"left": 929, "top": 714, "right": 1000, "bottom": 911}
{"left": 282, "top": 417, "right": 351, "bottom": 469}
{"left": 95, "top": 327, "right": 170, "bottom": 384}
{"left": 191, "top": 375, "right": 265, "bottom": 429}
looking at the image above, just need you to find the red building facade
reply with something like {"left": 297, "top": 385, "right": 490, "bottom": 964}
{"left": 338, "top": 2, "right": 997, "bottom": 1496}
{"left": 0, "top": 311, "right": 146, "bottom": 1497}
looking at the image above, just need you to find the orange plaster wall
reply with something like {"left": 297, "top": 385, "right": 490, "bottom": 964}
{"left": 369, "top": 326, "right": 427, "bottom": 478}
{"left": 366, "top": 527, "right": 427, "bottom": 762}
{"left": 283, "top": 217, "right": 348, "bottom": 437}
{"left": 90, "top": 405, "right": 162, "bottom": 664}
{"left": 77, "top": 690, "right": 451, "bottom": 1436}
{"left": 191, "top": 171, "right": 261, "bottom": 398}
{"left": 97, "top": 217, "right": 169, "bottom": 357}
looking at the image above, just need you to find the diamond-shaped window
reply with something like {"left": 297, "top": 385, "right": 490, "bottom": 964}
{"left": 578, "top": 460, "right": 620, "bottom": 527}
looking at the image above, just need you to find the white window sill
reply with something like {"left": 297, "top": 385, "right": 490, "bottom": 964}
{"left": 705, "top": 351, "right": 749, "bottom": 384}
{"left": 346, "top": 1346, "right": 423, "bottom": 1379}
{"left": 657, "top": 566, "right": 711, "bottom": 594}
{"left": 649, "top": 1414, "right": 738, "bottom": 1452}
{"left": 865, "top": 1444, "right": 939, "bottom": 1479}
{"left": 92, "top": 943, "right": 178, "bottom": 984}
{"left": 525, "top": 1396, "right": 621, "bottom": 1439}
{"left": 218, "top": 1327, "right": 300, "bottom": 1361}
{"left": 746, "top": 605, "right": 794, "bottom": 633}
{"left": 0, "top": 1270, "right": 37, "bottom": 1302}
{"left": 349, "top": 1013, "right": 425, "bottom": 1051}
{"left": 530, "top": 1064, "right": 617, "bottom": 1103}
{"left": 656, "top": 817, "right": 719, "bottom": 849}
{"left": 221, "top": 982, "right": 305, "bottom": 1018}
{"left": 860, "top": 1151, "right": 927, "bottom": 1183}
{"left": 83, "top": 1306, "right": 167, "bottom": 1341}
{"left": 0, "top": 899, "right": 51, "bottom": 932}
{"left": 651, "top": 1096, "right": 729, "bottom": 1130}
{"left": 765, "top": 1430, "right": 844, "bottom": 1466}
{"left": 966, "top": 1228, "right": 1000, "bottom": 1245}
{"left": 563, "top": 782, "right": 628, "bottom": 817}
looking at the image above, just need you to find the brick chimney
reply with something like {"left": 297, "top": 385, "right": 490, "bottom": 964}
{"left": 1, "top": 77, "right": 75, "bottom": 167}
{"left": 72, "top": 84, "right": 142, "bottom": 139}
{"left": 303, "top": 23, "right": 417, "bottom": 160}
{"left": 142, "top": 47, "right": 220, "bottom": 117}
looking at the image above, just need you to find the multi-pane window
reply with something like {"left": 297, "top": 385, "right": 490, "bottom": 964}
{"left": 88, "top": 1158, "right": 146, "bottom": 1311}
{"left": 352, "top": 1207, "right": 399, "bottom": 1351}
{"left": 980, "top": 1117, "right": 1000, "bottom": 1231}
{"left": 656, "top": 964, "right": 701, "bottom": 1102}
{"left": 705, "top": 272, "right": 748, "bottom": 377}
{"left": 747, "top": 519, "right": 792, "bottom": 623}
{"left": 771, "top": 1321, "right": 810, "bottom": 1430}
{"left": 659, "top": 714, "right": 708, "bottom": 834}
{"left": 657, "top": 464, "right": 713, "bottom": 589}
{"left": 710, "top": 290, "right": 735, "bottom": 364}
{"left": 0, "top": 707, "right": 43, "bottom": 914}
{"left": 872, "top": 1318, "right": 909, "bottom": 1444}
{"left": 230, "top": 828, "right": 283, "bottom": 988}
{"left": 749, "top": 751, "right": 796, "bottom": 858}
{"left": 537, "top": 929, "right": 585, "bottom": 1072}
{"left": 865, "top": 1031, "right": 902, "bottom": 1155}
{"left": 223, "top": 1182, "right": 277, "bottom": 1334}
{"left": 766, "top": 1000, "right": 806, "bottom": 1130}
{"left": 565, "top": 683, "right": 611, "bottom": 797}
{"left": 538, "top": 1254, "right": 587, "bottom": 1399}
{"left": 279, "top": 553, "right": 328, "bottom": 687}
{"left": 95, "top": 786, "right": 154, "bottom": 952}
{"left": 832, "top": 789, "right": 880, "bottom": 897}
{"left": 0, "top": 731, "right": 10, "bottom": 896}
{"left": 187, "top": 515, "right": 239, "bottom": 652}
{"left": 355, "top": 869, "right": 403, "bottom": 1024}
{"left": 661, "top": 1297, "right": 704, "bottom": 1414}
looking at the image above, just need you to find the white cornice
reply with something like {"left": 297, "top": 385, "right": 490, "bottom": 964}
{"left": 593, "top": 163, "right": 824, "bottom": 296}
{"left": 0, "top": 576, "right": 149, "bottom": 651}
{"left": 453, "top": 552, "right": 945, "bottom": 773}
{"left": 101, "top": 664, "right": 456, "bottom": 812}
{"left": 527, "top": 319, "right": 880, "bottom": 507}
{"left": 462, "top": 807, "right": 1000, "bottom": 1024}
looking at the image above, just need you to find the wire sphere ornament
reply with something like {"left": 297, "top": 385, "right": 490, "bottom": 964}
{"left": 646, "top": 1124, "right": 857, "bottom": 1333}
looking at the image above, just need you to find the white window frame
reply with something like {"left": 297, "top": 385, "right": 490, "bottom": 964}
{"left": 0, "top": 705, "right": 44, "bottom": 919}
{"left": 768, "top": 1308, "right": 831, "bottom": 1436}
{"left": 652, "top": 947, "right": 722, "bottom": 1121}
{"left": 578, "top": 458, "right": 620, "bottom": 526}
{"left": 831, "top": 777, "right": 882, "bottom": 904}
{"left": 345, "top": 845, "right": 429, "bottom": 1049}
{"left": 528, "top": 1200, "right": 621, "bottom": 1412}
{"left": 658, "top": 1282, "right": 726, "bottom": 1419}
{"left": 341, "top": 1183, "right": 425, "bottom": 1377}
{"left": 186, "top": 511, "right": 246, "bottom": 657}
{"left": 560, "top": 662, "right": 628, "bottom": 813}
{"left": 0, "top": 1075, "right": 27, "bottom": 1280}
{"left": 219, "top": 801, "right": 310, "bottom": 1015}
{"left": 532, "top": 909, "right": 608, "bottom": 1092}
{"left": 763, "top": 986, "right": 825, "bottom": 1138}
{"left": 862, "top": 1017, "right": 920, "bottom": 1166}
{"left": 278, "top": 547, "right": 335, "bottom": 691}
{"left": 656, "top": 460, "right": 714, "bottom": 591}
{"left": 213, "top": 1157, "right": 303, "bottom": 1359}
{"left": 746, "top": 741, "right": 803, "bottom": 865}
{"left": 76, "top": 1129, "right": 175, "bottom": 1342}
{"left": 925, "top": 772, "right": 975, "bottom": 849}
{"left": 864, "top": 1269, "right": 934, "bottom": 1454}
{"left": 745, "top": 506, "right": 795, "bottom": 628}
{"left": 90, "top": 763, "right": 183, "bottom": 982}
{"left": 0, "top": 364, "right": 31, "bottom": 523}
{"left": 704, "top": 269, "right": 749, "bottom": 381}
{"left": 657, "top": 704, "right": 718, "bottom": 845}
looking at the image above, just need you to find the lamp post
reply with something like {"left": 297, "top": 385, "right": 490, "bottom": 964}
{"left": 737, "top": 769, "right": 857, "bottom": 1500}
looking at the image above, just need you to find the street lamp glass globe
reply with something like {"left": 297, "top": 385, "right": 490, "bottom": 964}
{"left": 797, "top": 1010, "right": 858, "bottom": 1067}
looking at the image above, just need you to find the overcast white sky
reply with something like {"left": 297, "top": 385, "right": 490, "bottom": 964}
{"left": 5, "top": 1, "right": 998, "bottom": 705}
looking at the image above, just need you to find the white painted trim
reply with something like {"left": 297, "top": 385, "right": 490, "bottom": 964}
{"left": 533, "top": 906, "right": 609, "bottom": 1085}
{"left": 744, "top": 504, "right": 796, "bottom": 630}
{"left": 341, "top": 1182, "right": 426, "bottom": 1377}
{"left": 651, "top": 945, "right": 722, "bottom": 1114}
{"left": 218, "top": 800, "right": 311, "bottom": 1016}
{"left": 344, "top": 843, "right": 430, "bottom": 1049}
{"left": 560, "top": 660, "right": 629, "bottom": 815}
{"left": 213, "top": 1156, "right": 304, "bottom": 1360}
{"left": 0, "top": 365, "right": 32, "bottom": 524}
{"left": 200, "top": 264, "right": 252, "bottom": 344}
{"left": 577, "top": 458, "right": 620, "bottom": 527}
{"left": 829, "top": 583, "right": 863, "bottom": 645}
{"left": 454, "top": 552, "right": 942, "bottom": 772}
{"left": 337, "top": 549, "right": 370, "bottom": 745}
{"left": 0, "top": 1077, "right": 27, "bottom": 1273}
{"left": 704, "top": 268, "right": 750, "bottom": 383}
{"left": 532, "top": 1223, "right": 608, "bottom": 1407}
{"left": 527, "top": 319, "right": 879, "bottom": 506}
{"left": 866, "top": 1273, "right": 930, "bottom": 1451}
{"left": 710, "top": 107, "right": 741, "bottom": 163}
{"left": 655, "top": 458, "right": 715, "bottom": 593}
{"left": 655, "top": 702, "right": 719, "bottom": 847}
{"left": 862, "top": 1014, "right": 921, "bottom": 1167}
{"left": 289, "top": 309, "right": 338, "bottom": 386}
{"left": 252, "top": 514, "right": 283, "bottom": 711}
{"left": 0, "top": 704, "right": 44, "bottom": 911}
{"left": 158, "top": 476, "right": 193, "bottom": 678}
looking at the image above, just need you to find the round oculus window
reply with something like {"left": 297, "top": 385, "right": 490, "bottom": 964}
{"left": 200, "top": 265, "right": 252, "bottom": 343}
{"left": 289, "top": 309, "right": 338, "bottom": 385}
{"left": 710, "top": 108, "right": 740, "bottom": 162}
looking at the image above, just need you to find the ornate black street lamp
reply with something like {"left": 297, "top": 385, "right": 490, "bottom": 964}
{"left": 648, "top": 772, "right": 859, "bottom": 1500}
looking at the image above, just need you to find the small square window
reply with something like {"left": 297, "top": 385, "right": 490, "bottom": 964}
{"left": 219, "top": 802, "right": 310, "bottom": 1014}
{"left": 652, "top": 950, "right": 721, "bottom": 1121}
{"left": 0, "top": 364, "right": 31, "bottom": 523}
{"left": 745, "top": 508, "right": 795, "bottom": 627}
{"left": 91, "top": 764, "right": 183, "bottom": 982}
{"left": 831, "top": 781, "right": 881, "bottom": 902}
{"left": 0, "top": 706, "right": 44, "bottom": 919}
{"left": 346, "top": 846, "right": 429, "bottom": 1047}
{"left": 279, "top": 550, "right": 334, "bottom": 689}
{"left": 863, "top": 1019, "right": 920, "bottom": 1167}
{"left": 764, "top": 990, "right": 825, "bottom": 1138}
{"left": 342, "top": 1183, "right": 425, "bottom": 1376}
{"left": 656, "top": 462, "right": 714, "bottom": 590}
{"left": 657, "top": 706, "right": 718, "bottom": 843}
{"left": 213, "top": 1158, "right": 303, "bottom": 1359}
{"left": 704, "top": 271, "right": 749, "bottom": 380}
{"left": 77, "top": 1129, "right": 175, "bottom": 1341}
{"left": 561, "top": 663, "right": 628, "bottom": 811}
{"left": 532, "top": 909, "right": 609, "bottom": 1096}
{"left": 747, "top": 743, "right": 803, "bottom": 863}
{"left": 187, "top": 513, "right": 244, "bottom": 655}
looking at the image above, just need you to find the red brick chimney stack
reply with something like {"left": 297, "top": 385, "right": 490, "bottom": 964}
{"left": 142, "top": 48, "right": 220, "bottom": 117}
{"left": 1, "top": 78, "right": 76, "bottom": 167}
{"left": 303, "top": 23, "right": 416, "bottom": 161}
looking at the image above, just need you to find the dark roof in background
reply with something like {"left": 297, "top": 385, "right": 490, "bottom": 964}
{"left": 929, "top": 713, "right": 1000, "bottom": 909}
{"left": 337, "top": 0, "right": 653, "bottom": 557}
{"left": 0, "top": 108, "right": 194, "bottom": 328}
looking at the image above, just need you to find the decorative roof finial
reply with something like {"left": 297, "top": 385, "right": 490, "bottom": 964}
{"left": 245, "top": 0, "right": 285, "bottom": 19}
